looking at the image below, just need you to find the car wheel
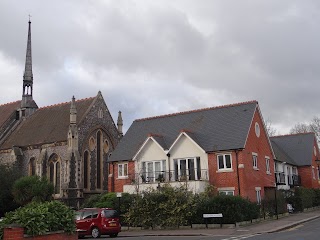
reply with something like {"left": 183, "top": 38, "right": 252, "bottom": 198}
{"left": 91, "top": 227, "right": 101, "bottom": 238}
{"left": 110, "top": 233, "right": 118, "bottom": 238}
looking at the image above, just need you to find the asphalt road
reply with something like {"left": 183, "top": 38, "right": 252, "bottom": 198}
{"left": 83, "top": 217, "right": 320, "bottom": 240}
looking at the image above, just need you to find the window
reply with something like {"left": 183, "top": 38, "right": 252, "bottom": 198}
{"left": 265, "top": 157, "right": 270, "bottom": 173}
{"left": 142, "top": 160, "right": 166, "bottom": 183}
{"left": 48, "top": 153, "right": 60, "bottom": 194}
{"left": 118, "top": 163, "right": 128, "bottom": 178}
{"left": 28, "top": 157, "right": 36, "bottom": 176}
{"left": 255, "top": 122, "right": 260, "bottom": 137}
{"left": 98, "top": 108, "right": 103, "bottom": 118}
{"left": 252, "top": 153, "right": 258, "bottom": 169}
{"left": 219, "top": 191, "right": 234, "bottom": 196}
{"left": 173, "top": 157, "right": 201, "bottom": 181}
{"left": 312, "top": 167, "right": 316, "bottom": 179}
{"left": 217, "top": 154, "right": 232, "bottom": 170}
{"left": 256, "top": 189, "right": 261, "bottom": 204}
{"left": 83, "top": 151, "right": 89, "bottom": 189}
{"left": 97, "top": 131, "right": 102, "bottom": 189}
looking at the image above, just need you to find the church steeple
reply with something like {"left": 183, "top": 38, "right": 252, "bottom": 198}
{"left": 117, "top": 111, "right": 123, "bottom": 136}
{"left": 21, "top": 19, "right": 37, "bottom": 115}
{"left": 22, "top": 20, "right": 33, "bottom": 106}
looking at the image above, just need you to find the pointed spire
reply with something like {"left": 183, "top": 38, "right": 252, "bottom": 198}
{"left": 23, "top": 19, "right": 33, "bottom": 89}
{"left": 117, "top": 111, "right": 123, "bottom": 135}
{"left": 70, "top": 96, "right": 77, "bottom": 124}
{"left": 21, "top": 19, "right": 37, "bottom": 113}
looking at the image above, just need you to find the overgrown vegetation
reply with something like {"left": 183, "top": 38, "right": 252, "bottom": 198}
{"left": 0, "top": 164, "right": 22, "bottom": 217}
{"left": 0, "top": 201, "right": 75, "bottom": 239}
{"left": 284, "top": 187, "right": 320, "bottom": 212}
{"left": 12, "top": 175, "right": 54, "bottom": 206}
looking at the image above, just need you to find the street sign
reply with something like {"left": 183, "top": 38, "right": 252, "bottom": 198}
{"left": 203, "top": 213, "right": 223, "bottom": 218}
{"left": 116, "top": 192, "right": 122, "bottom": 198}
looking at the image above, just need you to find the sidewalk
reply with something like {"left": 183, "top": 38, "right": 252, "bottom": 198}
{"left": 120, "top": 209, "right": 320, "bottom": 237}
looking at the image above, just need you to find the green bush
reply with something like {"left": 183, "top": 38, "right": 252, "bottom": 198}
{"left": 0, "top": 164, "right": 22, "bottom": 217}
{"left": 284, "top": 187, "right": 318, "bottom": 212}
{"left": 0, "top": 201, "right": 75, "bottom": 239}
{"left": 193, "top": 194, "right": 259, "bottom": 224}
{"left": 12, "top": 176, "right": 54, "bottom": 205}
{"left": 125, "top": 185, "right": 195, "bottom": 228}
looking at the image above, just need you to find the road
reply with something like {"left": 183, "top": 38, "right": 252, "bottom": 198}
{"left": 84, "top": 217, "right": 320, "bottom": 240}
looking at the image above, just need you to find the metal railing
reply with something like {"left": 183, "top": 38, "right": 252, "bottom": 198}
{"left": 288, "top": 174, "right": 301, "bottom": 186}
{"left": 275, "top": 172, "right": 286, "bottom": 185}
{"left": 125, "top": 169, "right": 208, "bottom": 185}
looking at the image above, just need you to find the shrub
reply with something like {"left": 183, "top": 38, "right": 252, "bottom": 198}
{"left": 0, "top": 164, "right": 22, "bottom": 217}
{"left": 0, "top": 201, "right": 75, "bottom": 239}
{"left": 125, "top": 185, "right": 194, "bottom": 228}
{"left": 12, "top": 176, "right": 54, "bottom": 205}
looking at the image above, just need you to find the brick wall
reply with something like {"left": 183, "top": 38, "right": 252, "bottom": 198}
{"left": 208, "top": 108, "right": 275, "bottom": 202}
{"left": 108, "top": 161, "right": 135, "bottom": 192}
{"left": 3, "top": 226, "right": 77, "bottom": 240}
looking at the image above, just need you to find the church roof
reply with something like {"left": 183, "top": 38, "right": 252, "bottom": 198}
{"left": 0, "top": 101, "right": 21, "bottom": 130}
{"left": 109, "top": 101, "right": 258, "bottom": 162}
{"left": 0, "top": 97, "right": 95, "bottom": 150}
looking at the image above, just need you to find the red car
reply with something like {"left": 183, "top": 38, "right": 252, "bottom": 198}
{"left": 76, "top": 208, "right": 121, "bottom": 238}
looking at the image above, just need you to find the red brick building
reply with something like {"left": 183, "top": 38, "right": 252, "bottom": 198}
{"left": 271, "top": 133, "right": 320, "bottom": 190}
{"left": 108, "top": 101, "right": 276, "bottom": 203}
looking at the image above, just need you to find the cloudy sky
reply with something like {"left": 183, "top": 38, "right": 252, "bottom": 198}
{"left": 1, "top": 0, "right": 319, "bottom": 134}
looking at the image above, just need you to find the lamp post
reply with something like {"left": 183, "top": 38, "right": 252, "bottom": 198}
{"left": 116, "top": 192, "right": 122, "bottom": 216}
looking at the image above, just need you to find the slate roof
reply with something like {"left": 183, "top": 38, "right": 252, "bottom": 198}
{"left": 109, "top": 101, "right": 258, "bottom": 162}
{"left": 0, "top": 97, "right": 95, "bottom": 150}
{"left": 0, "top": 101, "right": 21, "bottom": 129}
{"left": 270, "top": 133, "right": 316, "bottom": 166}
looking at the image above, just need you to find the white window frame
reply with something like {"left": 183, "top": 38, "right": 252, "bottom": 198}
{"left": 118, "top": 163, "right": 128, "bottom": 178}
{"left": 219, "top": 190, "right": 234, "bottom": 196}
{"left": 255, "top": 187, "right": 261, "bottom": 204}
{"left": 142, "top": 160, "right": 166, "bottom": 182}
{"left": 252, "top": 153, "right": 258, "bottom": 169}
{"left": 174, "top": 157, "right": 201, "bottom": 181}
{"left": 217, "top": 153, "right": 232, "bottom": 171}
{"left": 265, "top": 157, "right": 270, "bottom": 174}
{"left": 312, "top": 166, "right": 316, "bottom": 179}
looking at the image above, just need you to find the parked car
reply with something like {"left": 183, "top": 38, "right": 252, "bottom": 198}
{"left": 76, "top": 208, "right": 121, "bottom": 238}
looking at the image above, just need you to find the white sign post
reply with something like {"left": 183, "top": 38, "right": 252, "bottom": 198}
{"left": 203, "top": 213, "right": 223, "bottom": 228}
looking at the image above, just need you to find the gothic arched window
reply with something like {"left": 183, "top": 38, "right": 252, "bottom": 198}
{"left": 28, "top": 157, "right": 36, "bottom": 176}
{"left": 84, "top": 151, "right": 90, "bottom": 189}
{"left": 96, "top": 131, "right": 102, "bottom": 189}
{"left": 48, "top": 153, "right": 61, "bottom": 194}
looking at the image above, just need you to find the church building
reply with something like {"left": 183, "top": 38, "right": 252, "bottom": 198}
{"left": 0, "top": 21, "right": 123, "bottom": 208}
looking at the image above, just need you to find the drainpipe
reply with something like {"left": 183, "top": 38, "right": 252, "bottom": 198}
{"left": 112, "top": 162, "right": 115, "bottom": 192}
{"left": 235, "top": 150, "right": 241, "bottom": 196}
{"left": 167, "top": 153, "right": 171, "bottom": 181}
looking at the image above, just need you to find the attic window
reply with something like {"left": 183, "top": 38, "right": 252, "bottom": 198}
{"left": 98, "top": 108, "right": 103, "bottom": 118}
{"left": 255, "top": 122, "right": 260, "bottom": 138}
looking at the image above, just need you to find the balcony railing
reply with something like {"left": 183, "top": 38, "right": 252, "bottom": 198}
{"left": 288, "top": 174, "right": 301, "bottom": 186}
{"left": 275, "top": 172, "right": 286, "bottom": 185}
{"left": 124, "top": 169, "right": 208, "bottom": 185}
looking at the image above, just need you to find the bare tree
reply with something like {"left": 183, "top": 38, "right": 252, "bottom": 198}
{"left": 264, "top": 119, "right": 278, "bottom": 137}
{"left": 289, "top": 117, "right": 320, "bottom": 142}
{"left": 289, "top": 123, "right": 310, "bottom": 134}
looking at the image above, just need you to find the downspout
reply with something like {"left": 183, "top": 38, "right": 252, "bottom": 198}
{"left": 112, "top": 162, "right": 115, "bottom": 192}
{"left": 167, "top": 153, "right": 171, "bottom": 181}
{"left": 236, "top": 150, "right": 241, "bottom": 196}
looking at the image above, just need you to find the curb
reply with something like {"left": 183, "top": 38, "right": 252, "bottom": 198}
{"left": 264, "top": 215, "right": 320, "bottom": 233}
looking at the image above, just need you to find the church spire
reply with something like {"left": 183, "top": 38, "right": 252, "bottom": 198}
{"left": 21, "top": 19, "right": 38, "bottom": 116}
{"left": 117, "top": 111, "right": 123, "bottom": 136}
{"left": 23, "top": 20, "right": 33, "bottom": 96}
